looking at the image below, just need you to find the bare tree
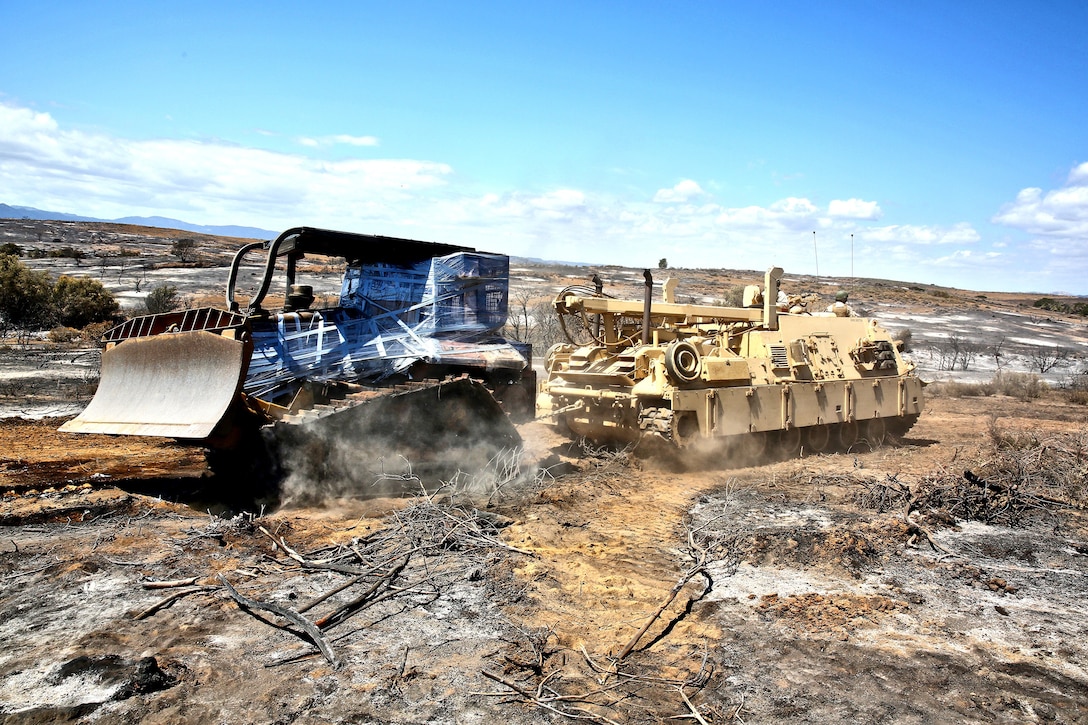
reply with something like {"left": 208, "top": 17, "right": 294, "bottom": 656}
{"left": 932, "top": 332, "right": 983, "bottom": 371}
{"left": 505, "top": 289, "right": 567, "bottom": 353}
{"left": 958, "top": 340, "right": 983, "bottom": 371}
{"left": 505, "top": 288, "right": 535, "bottom": 343}
{"left": 530, "top": 298, "right": 564, "bottom": 350}
{"left": 1029, "top": 345, "right": 1073, "bottom": 374}
{"left": 989, "top": 336, "right": 1007, "bottom": 371}
{"left": 115, "top": 256, "right": 130, "bottom": 285}
{"left": 133, "top": 266, "right": 149, "bottom": 293}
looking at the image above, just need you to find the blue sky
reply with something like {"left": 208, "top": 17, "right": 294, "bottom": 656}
{"left": 1, "top": 1, "right": 1086, "bottom": 293}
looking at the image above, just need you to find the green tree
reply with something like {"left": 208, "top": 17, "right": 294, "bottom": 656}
{"left": 658, "top": 258, "right": 668, "bottom": 269}
{"left": 171, "top": 238, "right": 197, "bottom": 263}
{"left": 0, "top": 254, "right": 53, "bottom": 339}
{"left": 1033, "top": 297, "right": 1066, "bottom": 313}
{"left": 52, "top": 275, "right": 120, "bottom": 329}
{"left": 144, "top": 284, "right": 180, "bottom": 314}
{"left": 0, "top": 243, "right": 21, "bottom": 256}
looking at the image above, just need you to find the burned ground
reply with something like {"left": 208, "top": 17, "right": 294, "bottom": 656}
{"left": 1, "top": 393, "right": 1087, "bottom": 724}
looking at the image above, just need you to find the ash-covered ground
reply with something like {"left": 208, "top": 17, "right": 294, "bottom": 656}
{"left": 2, "top": 399, "right": 1087, "bottom": 723}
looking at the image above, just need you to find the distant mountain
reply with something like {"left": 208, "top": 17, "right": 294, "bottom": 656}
{"left": 510, "top": 255, "right": 593, "bottom": 267}
{"left": 111, "top": 215, "right": 276, "bottom": 240}
{"left": 0, "top": 204, "right": 277, "bottom": 240}
{"left": 0, "top": 203, "right": 97, "bottom": 223}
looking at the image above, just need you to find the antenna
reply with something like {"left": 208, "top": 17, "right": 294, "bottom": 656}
{"left": 851, "top": 233, "right": 854, "bottom": 279}
{"left": 812, "top": 230, "right": 819, "bottom": 280}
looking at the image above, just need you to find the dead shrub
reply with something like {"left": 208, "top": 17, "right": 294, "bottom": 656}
{"left": 989, "top": 371, "right": 1047, "bottom": 400}
{"left": 48, "top": 326, "right": 80, "bottom": 344}
{"left": 852, "top": 426, "right": 1088, "bottom": 528}
{"left": 80, "top": 320, "right": 115, "bottom": 346}
{"left": 914, "top": 426, "right": 1088, "bottom": 526}
{"left": 929, "top": 372, "right": 1046, "bottom": 401}
{"left": 852, "top": 474, "right": 912, "bottom": 513}
{"left": 1063, "top": 372, "right": 1088, "bottom": 405}
{"left": 929, "top": 379, "right": 993, "bottom": 397}
{"left": 893, "top": 328, "right": 913, "bottom": 352}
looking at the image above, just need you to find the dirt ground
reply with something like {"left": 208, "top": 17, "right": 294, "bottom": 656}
{"left": 1, "top": 391, "right": 1087, "bottom": 724}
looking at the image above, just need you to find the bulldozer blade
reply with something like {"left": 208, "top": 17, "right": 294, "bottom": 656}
{"left": 60, "top": 331, "right": 248, "bottom": 439}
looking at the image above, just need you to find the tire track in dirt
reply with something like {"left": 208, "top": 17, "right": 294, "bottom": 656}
{"left": 501, "top": 439, "right": 746, "bottom": 658}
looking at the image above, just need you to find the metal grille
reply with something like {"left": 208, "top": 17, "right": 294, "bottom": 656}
{"left": 769, "top": 345, "right": 790, "bottom": 369}
{"left": 102, "top": 307, "right": 247, "bottom": 342}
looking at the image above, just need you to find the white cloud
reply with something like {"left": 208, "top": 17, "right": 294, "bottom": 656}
{"left": 711, "top": 197, "right": 818, "bottom": 231}
{"left": 332, "top": 134, "right": 379, "bottom": 147}
{"left": 993, "top": 162, "right": 1088, "bottom": 239}
{"left": 653, "top": 179, "right": 704, "bottom": 203}
{"left": 478, "top": 189, "right": 586, "bottom": 219}
{"left": 531, "top": 189, "right": 586, "bottom": 211}
{"left": 989, "top": 163, "right": 1088, "bottom": 284}
{"left": 1069, "top": 161, "right": 1088, "bottom": 185}
{"left": 1, "top": 101, "right": 1084, "bottom": 292}
{"left": 298, "top": 134, "right": 381, "bottom": 148}
{"left": 0, "top": 102, "right": 443, "bottom": 229}
{"left": 860, "top": 222, "right": 980, "bottom": 245}
{"left": 828, "top": 198, "right": 882, "bottom": 220}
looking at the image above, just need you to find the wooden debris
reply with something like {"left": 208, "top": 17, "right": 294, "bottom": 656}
{"left": 218, "top": 574, "right": 340, "bottom": 669}
{"left": 142, "top": 577, "right": 198, "bottom": 589}
{"left": 209, "top": 495, "right": 535, "bottom": 669}
{"left": 616, "top": 564, "right": 707, "bottom": 660}
{"left": 314, "top": 555, "right": 410, "bottom": 630}
{"left": 617, "top": 516, "right": 723, "bottom": 660}
{"left": 134, "top": 586, "right": 216, "bottom": 620}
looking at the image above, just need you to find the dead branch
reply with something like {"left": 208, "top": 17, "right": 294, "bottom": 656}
{"left": 297, "top": 550, "right": 414, "bottom": 614}
{"left": 580, "top": 645, "right": 712, "bottom": 688}
{"left": 617, "top": 518, "right": 721, "bottom": 661}
{"left": 578, "top": 644, "right": 715, "bottom": 723}
{"left": 314, "top": 554, "right": 411, "bottom": 630}
{"left": 105, "top": 558, "right": 151, "bottom": 566}
{"left": 264, "top": 650, "right": 321, "bottom": 668}
{"left": 480, "top": 670, "right": 622, "bottom": 724}
{"left": 134, "top": 585, "right": 217, "bottom": 620}
{"left": 1, "top": 563, "right": 52, "bottom": 581}
{"left": 297, "top": 573, "right": 367, "bottom": 614}
{"left": 257, "top": 525, "right": 367, "bottom": 575}
{"left": 218, "top": 573, "right": 340, "bottom": 669}
{"left": 617, "top": 564, "right": 707, "bottom": 660}
{"left": 676, "top": 685, "right": 710, "bottom": 725}
{"left": 142, "top": 577, "right": 198, "bottom": 589}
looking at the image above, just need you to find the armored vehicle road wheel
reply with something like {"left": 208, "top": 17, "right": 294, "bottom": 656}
{"left": 838, "top": 421, "right": 859, "bottom": 449}
{"left": 777, "top": 426, "right": 802, "bottom": 455}
{"left": 671, "top": 410, "right": 701, "bottom": 447}
{"left": 805, "top": 424, "right": 832, "bottom": 453}
{"left": 864, "top": 417, "right": 887, "bottom": 446}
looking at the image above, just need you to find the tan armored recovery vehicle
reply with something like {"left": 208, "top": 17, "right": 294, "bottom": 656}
{"left": 537, "top": 268, "right": 923, "bottom": 454}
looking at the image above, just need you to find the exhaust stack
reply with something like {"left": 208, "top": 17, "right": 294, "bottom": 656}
{"left": 642, "top": 269, "right": 653, "bottom": 345}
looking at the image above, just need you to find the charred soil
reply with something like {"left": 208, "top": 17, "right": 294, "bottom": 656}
{"left": 1, "top": 392, "right": 1087, "bottom": 723}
